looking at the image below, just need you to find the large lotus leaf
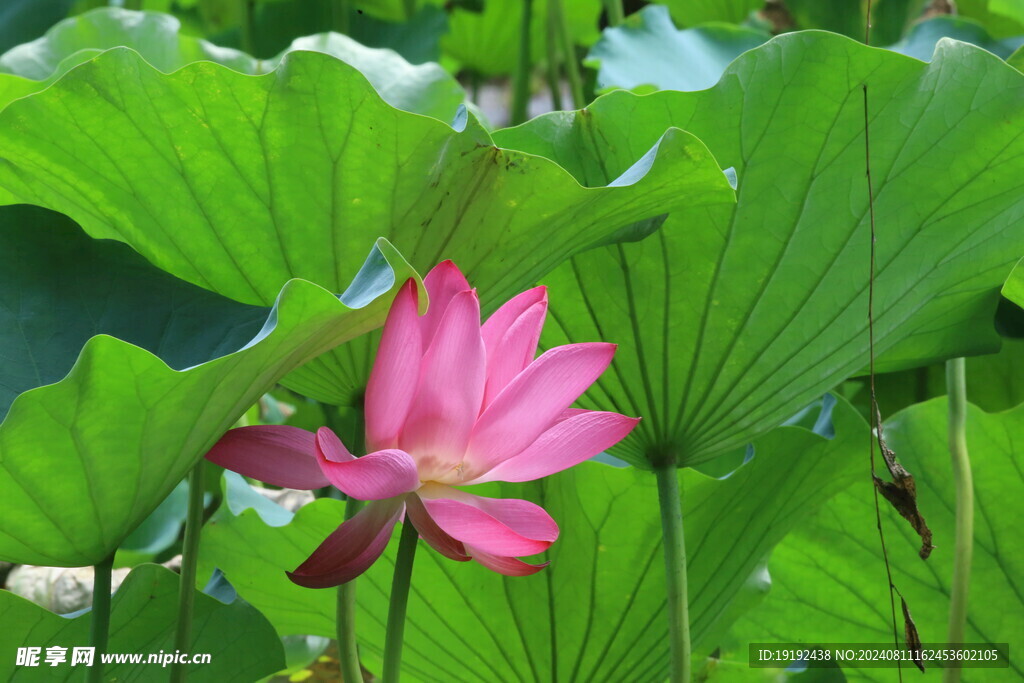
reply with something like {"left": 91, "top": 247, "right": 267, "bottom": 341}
{"left": 0, "top": 204, "right": 265, "bottom": 421}
{"left": 728, "top": 399, "right": 1024, "bottom": 681}
{"left": 585, "top": 5, "right": 768, "bottom": 93}
{"left": 0, "top": 7, "right": 465, "bottom": 121}
{"left": 0, "top": 47, "right": 731, "bottom": 310}
{"left": 0, "top": 235, "right": 421, "bottom": 567}
{"left": 1005, "top": 258, "right": 1024, "bottom": 306}
{"left": 200, "top": 397, "right": 866, "bottom": 681}
{"left": 960, "top": 0, "right": 1024, "bottom": 39}
{"left": 442, "top": 0, "right": 602, "bottom": 76}
{"left": 494, "top": 34, "right": 1024, "bottom": 467}
{"left": 887, "top": 15, "right": 1024, "bottom": 61}
{"left": 0, "top": 564, "right": 284, "bottom": 682}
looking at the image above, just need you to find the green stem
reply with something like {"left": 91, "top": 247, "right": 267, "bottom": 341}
{"left": 170, "top": 464, "right": 207, "bottom": 683}
{"left": 336, "top": 497, "right": 365, "bottom": 683}
{"left": 381, "top": 516, "right": 419, "bottom": 682}
{"left": 402, "top": 0, "right": 416, "bottom": 21}
{"left": 550, "top": 0, "right": 585, "bottom": 109}
{"left": 87, "top": 553, "right": 115, "bottom": 683}
{"left": 943, "top": 357, "right": 973, "bottom": 683}
{"left": 239, "top": 0, "right": 256, "bottom": 56}
{"left": 655, "top": 457, "right": 691, "bottom": 683}
{"left": 511, "top": 0, "right": 534, "bottom": 126}
{"left": 602, "top": 0, "right": 625, "bottom": 26}
{"left": 544, "top": 0, "right": 563, "bottom": 111}
{"left": 332, "top": 0, "right": 351, "bottom": 34}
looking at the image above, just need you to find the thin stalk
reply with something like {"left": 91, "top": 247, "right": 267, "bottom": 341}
{"left": 402, "top": 0, "right": 416, "bottom": 21}
{"left": 170, "top": 463, "right": 207, "bottom": 683}
{"left": 332, "top": 0, "right": 351, "bottom": 35}
{"left": 239, "top": 0, "right": 256, "bottom": 56}
{"left": 550, "top": 0, "right": 586, "bottom": 109}
{"left": 511, "top": 0, "right": 534, "bottom": 126}
{"left": 381, "top": 516, "right": 419, "bottom": 682}
{"left": 654, "top": 457, "right": 690, "bottom": 683}
{"left": 544, "top": 0, "right": 563, "bottom": 111}
{"left": 87, "top": 553, "right": 115, "bottom": 683}
{"left": 336, "top": 497, "right": 365, "bottom": 683}
{"left": 943, "top": 357, "right": 973, "bottom": 683}
{"left": 602, "top": 0, "right": 625, "bottom": 26}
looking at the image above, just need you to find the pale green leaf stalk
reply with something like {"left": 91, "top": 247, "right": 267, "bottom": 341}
{"left": 944, "top": 358, "right": 973, "bottom": 683}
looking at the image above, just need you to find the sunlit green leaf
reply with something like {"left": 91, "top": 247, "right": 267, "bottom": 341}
{"left": 495, "top": 33, "right": 1024, "bottom": 467}
{"left": 0, "top": 564, "right": 284, "bottom": 681}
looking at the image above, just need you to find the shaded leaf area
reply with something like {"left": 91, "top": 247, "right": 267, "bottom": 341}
{"left": 495, "top": 34, "right": 1024, "bottom": 467}
{"left": 0, "top": 564, "right": 284, "bottom": 682}
{"left": 0, "top": 204, "right": 266, "bottom": 421}
{"left": 0, "top": 48, "right": 732, "bottom": 403}
{"left": 887, "top": 16, "right": 1024, "bottom": 61}
{"left": 585, "top": 5, "right": 768, "bottom": 93}
{"left": 201, "top": 397, "right": 866, "bottom": 682}
{"left": 0, "top": 239, "right": 419, "bottom": 566}
{"left": 0, "top": 0, "right": 74, "bottom": 54}
{"left": 729, "top": 400, "right": 1024, "bottom": 681}
{"left": 843, "top": 337, "right": 1024, "bottom": 419}
{"left": 663, "top": 0, "right": 762, "bottom": 27}
{"left": 443, "top": 0, "right": 602, "bottom": 76}
{"left": 0, "top": 7, "right": 465, "bottom": 122}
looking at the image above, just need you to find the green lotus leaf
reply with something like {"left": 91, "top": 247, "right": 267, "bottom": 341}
{"left": 0, "top": 7, "right": 465, "bottom": 121}
{"left": 663, "top": 0, "right": 762, "bottom": 27}
{"left": 0, "top": 46, "right": 732, "bottom": 403}
{"left": 199, "top": 396, "right": 866, "bottom": 681}
{"left": 494, "top": 33, "right": 1024, "bottom": 467}
{"left": 0, "top": 231, "right": 421, "bottom": 566}
{"left": 960, "top": 0, "right": 1024, "bottom": 39}
{"left": 0, "top": 564, "right": 284, "bottom": 682}
{"left": 585, "top": 5, "right": 768, "bottom": 93}
{"left": 728, "top": 399, "right": 1024, "bottom": 681}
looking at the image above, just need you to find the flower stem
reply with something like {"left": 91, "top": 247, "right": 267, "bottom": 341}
{"left": 511, "top": 0, "right": 534, "bottom": 126}
{"left": 943, "top": 357, "right": 973, "bottom": 683}
{"left": 239, "top": 0, "right": 256, "bottom": 56}
{"left": 603, "top": 0, "right": 625, "bottom": 26}
{"left": 87, "top": 552, "right": 115, "bottom": 683}
{"left": 381, "top": 516, "right": 419, "bottom": 682}
{"left": 337, "top": 497, "right": 365, "bottom": 683}
{"left": 170, "top": 463, "right": 206, "bottom": 683}
{"left": 654, "top": 457, "right": 691, "bottom": 682}
{"left": 550, "top": 0, "right": 586, "bottom": 109}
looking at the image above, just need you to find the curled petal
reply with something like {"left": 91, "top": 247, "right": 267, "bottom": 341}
{"left": 365, "top": 279, "right": 422, "bottom": 451}
{"left": 419, "top": 260, "right": 471, "bottom": 348}
{"left": 400, "top": 290, "right": 485, "bottom": 476}
{"left": 287, "top": 498, "right": 404, "bottom": 588}
{"left": 482, "top": 300, "right": 547, "bottom": 409}
{"left": 418, "top": 487, "right": 558, "bottom": 557}
{"left": 467, "top": 343, "right": 616, "bottom": 474}
{"left": 315, "top": 428, "right": 420, "bottom": 500}
{"left": 204, "top": 425, "right": 326, "bottom": 490}
{"left": 467, "top": 546, "right": 549, "bottom": 576}
{"left": 469, "top": 411, "right": 640, "bottom": 483}
{"left": 406, "top": 494, "right": 469, "bottom": 561}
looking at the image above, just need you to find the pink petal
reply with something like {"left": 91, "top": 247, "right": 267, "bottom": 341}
{"left": 418, "top": 487, "right": 558, "bottom": 557}
{"left": 469, "top": 411, "right": 640, "bottom": 483}
{"left": 466, "top": 343, "right": 616, "bottom": 474}
{"left": 365, "top": 279, "right": 422, "bottom": 451}
{"left": 419, "top": 261, "right": 471, "bottom": 348}
{"left": 482, "top": 300, "right": 548, "bottom": 409}
{"left": 287, "top": 498, "right": 404, "bottom": 588}
{"left": 204, "top": 425, "right": 327, "bottom": 489}
{"left": 406, "top": 494, "right": 469, "bottom": 561}
{"left": 481, "top": 286, "right": 547, "bottom": 359}
{"left": 467, "top": 546, "right": 549, "bottom": 576}
{"left": 399, "top": 290, "right": 485, "bottom": 479}
{"left": 314, "top": 428, "right": 420, "bottom": 500}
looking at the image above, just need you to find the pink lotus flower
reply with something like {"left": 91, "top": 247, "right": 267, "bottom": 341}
{"left": 207, "top": 262, "right": 638, "bottom": 587}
